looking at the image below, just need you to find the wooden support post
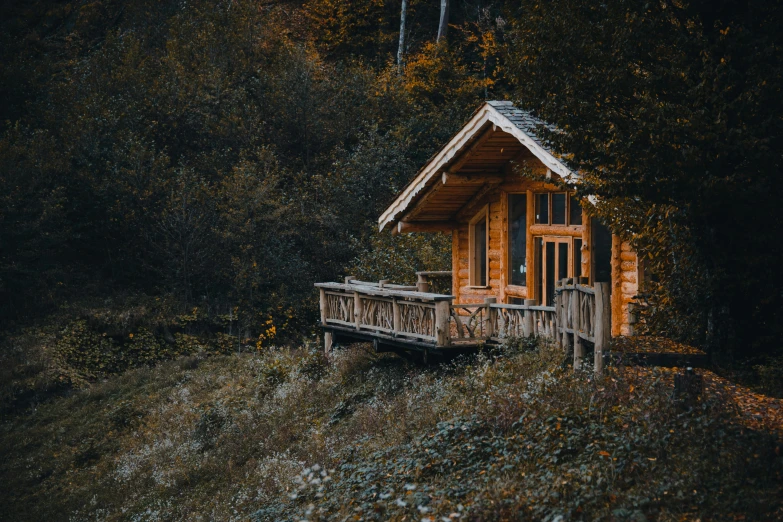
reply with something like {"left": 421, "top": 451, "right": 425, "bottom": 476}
{"left": 594, "top": 282, "right": 611, "bottom": 376}
{"left": 434, "top": 301, "right": 451, "bottom": 347}
{"left": 572, "top": 285, "right": 583, "bottom": 370}
{"left": 379, "top": 279, "right": 390, "bottom": 289}
{"left": 560, "top": 279, "right": 570, "bottom": 353}
{"left": 484, "top": 297, "right": 497, "bottom": 338}
{"left": 392, "top": 297, "right": 401, "bottom": 336}
{"left": 345, "top": 275, "right": 356, "bottom": 284}
{"left": 324, "top": 331, "right": 333, "bottom": 356}
{"left": 523, "top": 299, "right": 536, "bottom": 337}
{"left": 417, "top": 273, "right": 429, "bottom": 293}
{"left": 319, "top": 288, "right": 328, "bottom": 325}
{"left": 354, "top": 291, "right": 363, "bottom": 330}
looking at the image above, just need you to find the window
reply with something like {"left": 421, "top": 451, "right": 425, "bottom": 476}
{"left": 533, "top": 192, "right": 581, "bottom": 226}
{"left": 535, "top": 193, "right": 549, "bottom": 224}
{"left": 552, "top": 193, "right": 566, "bottom": 225}
{"left": 569, "top": 195, "right": 582, "bottom": 225}
{"left": 469, "top": 208, "right": 489, "bottom": 286}
{"left": 508, "top": 194, "right": 527, "bottom": 286}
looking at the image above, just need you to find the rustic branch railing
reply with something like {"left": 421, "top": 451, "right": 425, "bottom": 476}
{"left": 555, "top": 278, "right": 611, "bottom": 375}
{"left": 316, "top": 276, "right": 609, "bottom": 376}
{"left": 316, "top": 282, "right": 453, "bottom": 347}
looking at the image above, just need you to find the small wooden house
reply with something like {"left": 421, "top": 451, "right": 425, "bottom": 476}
{"left": 317, "top": 101, "right": 640, "bottom": 365}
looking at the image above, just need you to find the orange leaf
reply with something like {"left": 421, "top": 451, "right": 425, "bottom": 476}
{"left": 629, "top": 385, "right": 635, "bottom": 393}
{"left": 599, "top": 451, "right": 610, "bottom": 457}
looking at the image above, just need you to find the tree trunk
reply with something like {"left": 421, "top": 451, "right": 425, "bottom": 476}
{"left": 437, "top": 0, "right": 449, "bottom": 42}
{"left": 397, "top": 0, "right": 408, "bottom": 73}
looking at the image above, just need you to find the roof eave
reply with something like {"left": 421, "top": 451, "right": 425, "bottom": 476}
{"left": 378, "top": 102, "right": 578, "bottom": 232}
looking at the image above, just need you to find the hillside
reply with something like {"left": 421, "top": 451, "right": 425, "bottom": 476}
{"left": 2, "top": 341, "right": 781, "bottom": 521}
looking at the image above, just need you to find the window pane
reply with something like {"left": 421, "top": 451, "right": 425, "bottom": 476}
{"left": 569, "top": 195, "right": 582, "bottom": 225}
{"left": 574, "top": 238, "right": 583, "bottom": 279}
{"left": 546, "top": 241, "right": 556, "bottom": 306}
{"left": 552, "top": 193, "right": 566, "bottom": 225}
{"left": 474, "top": 218, "right": 487, "bottom": 286}
{"left": 591, "top": 218, "right": 612, "bottom": 283}
{"left": 535, "top": 237, "right": 543, "bottom": 304}
{"left": 509, "top": 194, "right": 527, "bottom": 286}
{"left": 558, "top": 242, "right": 569, "bottom": 281}
{"left": 535, "top": 193, "right": 549, "bottom": 224}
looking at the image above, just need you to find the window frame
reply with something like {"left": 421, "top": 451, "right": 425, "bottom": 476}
{"left": 469, "top": 205, "right": 490, "bottom": 287}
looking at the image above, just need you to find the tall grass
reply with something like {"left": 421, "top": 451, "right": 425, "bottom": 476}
{"left": 1, "top": 341, "right": 780, "bottom": 521}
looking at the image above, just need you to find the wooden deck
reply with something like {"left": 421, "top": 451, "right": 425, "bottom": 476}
{"left": 316, "top": 276, "right": 614, "bottom": 374}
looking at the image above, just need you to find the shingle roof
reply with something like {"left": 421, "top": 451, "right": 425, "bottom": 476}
{"left": 486, "top": 100, "right": 558, "bottom": 153}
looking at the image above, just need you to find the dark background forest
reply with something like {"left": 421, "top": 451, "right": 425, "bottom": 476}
{"left": 1, "top": 0, "right": 782, "bottom": 396}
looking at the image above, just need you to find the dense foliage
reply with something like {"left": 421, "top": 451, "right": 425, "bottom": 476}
{"left": 1, "top": 0, "right": 782, "bottom": 398}
{"left": 505, "top": 0, "right": 783, "bottom": 357}
{"left": 1, "top": 342, "right": 780, "bottom": 520}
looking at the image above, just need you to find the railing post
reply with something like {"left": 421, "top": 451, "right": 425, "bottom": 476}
{"left": 484, "top": 297, "right": 496, "bottom": 338}
{"left": 379, "top": 279, "right": 389, "bottom": 289}
{"left": 345, "top": 275, "right": 356, "bottom": 284}
{"left": 594, "top": 282, "right": 611, "bottom": 376}
{"left": 434, "top": 300, "right": 451, "bottom": 347}
{"left": 354, "top": 291, "right": 363, "bottom": 330}
{"left": 392, "top": 297, "right": 401, "bottom": 336}
{"left": 319, "top": 288, "right": 327, "bottom": 325}
{"left": 417, "top": 273, "right": 429, "bottom": 293}
{"left": 573, "top": 284, "right": 584, "bottom": 371}
{"left": 523, "top": 299, "right": 536, "bottom": 337}
{"left": 559, "top": 279, "right": 569, "bottom": 352}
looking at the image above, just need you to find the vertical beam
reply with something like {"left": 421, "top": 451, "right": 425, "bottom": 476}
{"left": 319, "top": 288, "right": 328, "bottom": 325}
{"left": 451, "top": 229, "right": 460, "bottom": 303}
{"left": 523, "top": 299, "right": 536, "bottom": 337}
{"left": 573, "top": 284, "right": 584, "bottom": 370}
{"left": 594, "top": 282, "right": 611, "bottom": 376}
{"left": 484, "top": 297, "right": 497, "bottom": 338}
{"left": 354, "top": 291, "right": 363, "bottom": 330}
{"left": 324, "top": 331, "right": 333, "bottom": 356}
{"left": 392, "top": 297, "right": 401, "bottom": 335}
{"left": 345, "top": 275, "right": 356, "bottom": 284}
{"left": 435, "top": 301, "right": 451, "bottom": 347}
{"left": 417, "top": 273, "right": 429, "bottom": 293}
{"left": 559, "top": 280, "right": 570, "bottom": 352}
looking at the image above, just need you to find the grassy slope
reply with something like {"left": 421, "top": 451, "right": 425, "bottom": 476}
{"left": 1, "top": 342, "right": 781, "bottom": 521}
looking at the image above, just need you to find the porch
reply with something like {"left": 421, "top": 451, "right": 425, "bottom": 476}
{"left": 315, "top": 272, "right": 612, "bottom": 373}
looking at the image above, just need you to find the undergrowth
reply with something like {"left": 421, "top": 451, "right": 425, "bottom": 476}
{"left": 1, "top": 340, "right": 781, "bottom": 521}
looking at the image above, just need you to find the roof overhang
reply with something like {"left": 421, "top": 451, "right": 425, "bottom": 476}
{"left": 378, "top": 102, "right": 576, "bottom": 232}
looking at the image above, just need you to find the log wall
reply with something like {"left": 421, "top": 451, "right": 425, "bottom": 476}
{"left": 449, "top": 158, "right": 639, "bottom": 337}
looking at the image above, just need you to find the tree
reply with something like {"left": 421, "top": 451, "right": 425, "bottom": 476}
{"left": 437, "top": 0, "right": 449, "bottom": 41}
{"left": 505, "top": 0, "right": 783, "bottom": 357}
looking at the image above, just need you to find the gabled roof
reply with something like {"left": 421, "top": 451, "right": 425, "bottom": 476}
{"left": 378, "top": 101, "right": 575, "bottom": 232}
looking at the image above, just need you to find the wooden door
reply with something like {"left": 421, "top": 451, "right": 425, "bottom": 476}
{"left": 535, "top": 236, "right": 573, "bottom": 305}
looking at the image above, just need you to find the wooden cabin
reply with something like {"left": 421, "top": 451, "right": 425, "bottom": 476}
{"left": 316, "top": 101, "right": 640, "bottom": 368}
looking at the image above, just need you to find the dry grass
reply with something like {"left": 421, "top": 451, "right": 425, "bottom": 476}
{"left": 1, "top": 340, "right": 781, "bottom": 521}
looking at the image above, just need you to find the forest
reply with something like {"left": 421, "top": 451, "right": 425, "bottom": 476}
{"left": 1, "top": 0, "right": 783, "bottom": 520}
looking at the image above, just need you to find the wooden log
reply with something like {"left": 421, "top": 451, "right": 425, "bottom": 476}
{"left": 417, "top": 273, "right": 429, "bottom": 293}
{"left": 378, "top": 279, "right": 390, "bottom": 289}
{"left": 354, "top": 291, "right": 364, "bottom": 330}
{"left": 345, "top": 275, "right": 356, "bottom": 284}
{"left": 397, "top": 220, "right": 455, "bottom": 234}
{"left": 435, "top": 301, "right": 451, "bottom": 347}
{"left": 594, "top": 282, "right": 611, "bottom": 376}
{"left": 319, "top": 288, "right": 328, "bottom": 325}
{"left": 392, "top": 298, "right": 401, "bottom": 335}
{"left": 523, "top": 299, "right": 536, "bottom": 337}
{"left": 485, "top": 297, "right": 497, "bottom": 338}
{"left": 324, "top": 331, "right": 333, "bottom": 356}
{"left": 573, "top": 285, "right": 584, "bottom": 370}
